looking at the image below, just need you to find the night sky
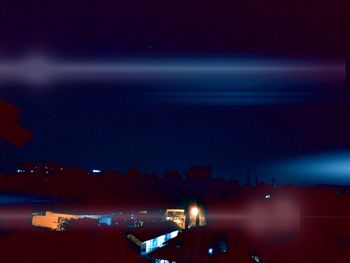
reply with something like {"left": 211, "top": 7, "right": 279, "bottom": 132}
{"left": 1, "top": 1, "right": 350, "bottom": 184}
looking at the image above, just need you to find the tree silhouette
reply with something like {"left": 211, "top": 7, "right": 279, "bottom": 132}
{"left": 0, "top": 96, "right": 31, "bottom": 147}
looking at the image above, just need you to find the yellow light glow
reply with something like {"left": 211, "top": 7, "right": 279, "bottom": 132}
{"left": 190, "top": 206, "right": 199, "bottom": 217}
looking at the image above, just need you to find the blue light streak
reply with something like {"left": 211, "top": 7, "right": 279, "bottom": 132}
{"left": 0, "top": 55, "right": 345, "bottom": 105}
{"left": 0, "top": 56, "right": 344, "bottom": 82}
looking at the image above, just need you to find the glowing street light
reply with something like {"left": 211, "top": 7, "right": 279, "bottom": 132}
{"left": 190, "top": 206, "right": 199, "bottom": 217}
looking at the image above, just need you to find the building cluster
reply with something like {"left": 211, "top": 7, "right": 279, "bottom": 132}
{"left": 16, "top": 162, "right": 64, "bottom": 175}
{"left": 31, "top": 205, "right": 207, "bottom": 260}
{"left": 16, "top": 162, "right": 103, "bottom": 176}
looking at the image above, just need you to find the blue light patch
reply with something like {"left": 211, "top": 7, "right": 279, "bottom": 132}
{"left": 269, "top": 151, "right": 350, "bottom": 184}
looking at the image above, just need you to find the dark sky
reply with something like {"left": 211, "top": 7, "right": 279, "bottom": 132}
{"left": 1, "top": 1, "right": 350, "bottom": 184}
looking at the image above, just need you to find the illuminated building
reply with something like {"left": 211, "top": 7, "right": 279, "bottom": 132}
{"left": 127, "top": 221, "right": 180, "bottom": 255}
{"left": 89, "top": 169, "right": 103, "bottom": 175}
{"left": 148, "top": 227, "right": 229, "bottom": 262}
{"left": 32, "top": 211, "right": 112, "bottom": 230}
{"left": 166, "top": 206, "right": 206, "bottom": 229}
{"left": 165, "top": 209, "right": 186, "bottom": 229}
{"left": 32, "top": 211, "right": 79, "bottom": 230}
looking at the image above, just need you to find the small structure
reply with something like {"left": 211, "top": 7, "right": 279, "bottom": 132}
{"left": 127, "top": 221, "right": 180, "bottom": 255}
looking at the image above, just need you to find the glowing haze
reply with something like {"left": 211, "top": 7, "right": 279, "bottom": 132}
{"left": 0, "top": 55, "right": 345, "bottom": 105}
{"left": 0, "top": 55, "right": 344, "bottom": 83}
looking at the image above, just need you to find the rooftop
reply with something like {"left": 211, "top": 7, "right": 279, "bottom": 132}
{"left": 128, "top": 221, "right": 180, "bottom": 242}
